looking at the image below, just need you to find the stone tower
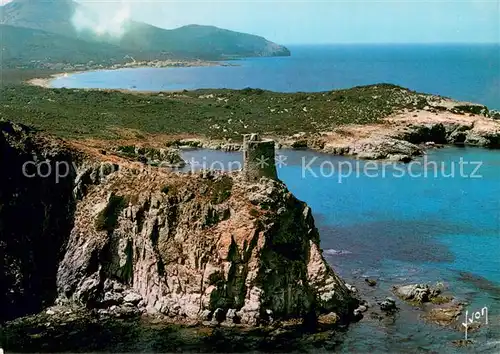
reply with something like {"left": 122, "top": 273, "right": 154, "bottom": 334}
{"left": 242, "top": 133, "right": 278, "bottom": 182}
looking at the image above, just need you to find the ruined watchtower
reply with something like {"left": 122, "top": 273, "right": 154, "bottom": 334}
{"left": 243, "top": 133, "right": 278, "bottom": 182}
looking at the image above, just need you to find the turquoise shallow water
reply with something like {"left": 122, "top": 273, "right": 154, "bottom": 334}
{"left": 282, "top": 148, "right": 500, "bottom": 281}
{"left": 51, "top": 44, "right": 500, "bottom": 109}
{"left": 180, "top": 147, "right": 500, "bottom": 351}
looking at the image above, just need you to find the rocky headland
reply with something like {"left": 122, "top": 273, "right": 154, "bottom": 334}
{"left": 119, "top": 88, "right": 499, "bottom": 163}
{"left": 280, "top": 101, "right": 500, "bottom": 162}
{"left": 0, "top": 84, "right": 496, "bottom": 349}
{"left": 0, "top": 123, "right": 358, "bottom": 349}
{"left": 167, "top": 98, "right": 500, "bottom": 163}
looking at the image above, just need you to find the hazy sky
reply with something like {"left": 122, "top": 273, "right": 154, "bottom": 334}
{"left": 4, "top": 0, "right": 500, "bottom": 44}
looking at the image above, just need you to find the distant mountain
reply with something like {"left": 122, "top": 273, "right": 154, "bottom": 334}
{"left": 0, "top": 0, "right": 78, "bottom": 37}
{"left": 0, "top": 25, "right": 131, "bottom": 68}
{"left": 0, "top": 0, "right": 290, "bottom": 65}
{"left": 110, "top": 23, "right": 291, "bottom": 59}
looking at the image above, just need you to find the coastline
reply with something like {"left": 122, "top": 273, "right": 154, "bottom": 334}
{"left": 3, "top": 257, "right": 490, "bottom": 352}
{"left": 20, "top": 77, "right": 500, "bottom": 162}
{"left": 117, "top": 104, "right": 500, "bottom": 163}
{"left": 13, "top": 67, "right": 500, "bottom": 162}
{"left": 27, "top": 72, "right": 76, "bottom": 89}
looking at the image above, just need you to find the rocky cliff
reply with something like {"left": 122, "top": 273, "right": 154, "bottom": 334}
{"left": 0, "top": 121, "right": 81, "bottom": 321}
{"left": 0, "top": 121, "right": 356, "bottom": 326}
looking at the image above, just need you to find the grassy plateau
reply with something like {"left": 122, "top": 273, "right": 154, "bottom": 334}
{"left": 0, "top": 83, "right": 436, "bottom": 141}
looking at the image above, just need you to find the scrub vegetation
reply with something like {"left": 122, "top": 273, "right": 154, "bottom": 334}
{"left": 0, "top": 84, "right": 435, "bottom": 140}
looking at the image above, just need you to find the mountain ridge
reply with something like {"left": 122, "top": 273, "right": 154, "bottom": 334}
{"left": 0, "top": 0, "right": 291, "bottom": 65}
{"left": 0, "top": 24, "right": 132, "bottom": 68}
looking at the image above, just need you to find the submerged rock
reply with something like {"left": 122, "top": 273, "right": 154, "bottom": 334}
{"left": 392, "top": 283, "right": 443, "bottom": 304}
{"left": 422, "top": 302, "right": 463, "bottom": 328}
{"left": 452, "top": 339, "right": 474, "bottom": 348}
{"left": 379, "top": 297, "right": 397, "bottom": 312}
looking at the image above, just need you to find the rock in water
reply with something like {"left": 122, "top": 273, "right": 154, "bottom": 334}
{"left": 318, "top": 312, "right": 340, "bottom": 325}
{"left": 392, "top": 283, "right": 442, "bottom": 303}
{"left": 0, "top": 121, "right": 357, "bottom": 326}
{"left": 422, "top": 302, "right": 464, "bottom": 328}
{"left": 380, "top": 297, "right": 397, "bottom": 312}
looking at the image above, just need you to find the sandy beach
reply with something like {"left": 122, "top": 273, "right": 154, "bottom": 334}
{"left": 27, "top": 72, "right": 77, "bottom": 88}
{"left": 26, "top": 59, "right": 230, "bottom": 89}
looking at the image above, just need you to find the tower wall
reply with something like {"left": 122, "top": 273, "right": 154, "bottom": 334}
{"left": 243, "top": 134, "right": 277, "bottom": 182}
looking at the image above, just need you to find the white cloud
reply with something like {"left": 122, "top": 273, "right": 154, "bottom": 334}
{"left": 72, "top": 0, "right": 131, "bottom": 38}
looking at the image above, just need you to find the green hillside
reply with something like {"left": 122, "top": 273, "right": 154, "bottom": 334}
{"left": 0, "top": 25, "right": 131, "bottom": 68}
{"left": 109, "top": 23, "right": 290, "bottom": 59}
{"left": 0, "top": 0, "right": 77, "bottom": 36}
{"left": 0, "top": 84, "right": 424, "bottom": 140}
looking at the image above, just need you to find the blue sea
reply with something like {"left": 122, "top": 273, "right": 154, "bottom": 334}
{"left": 50, "top": 45, "right": 500, "bottom": 351}
{"left": 52, "top": 44, "right": 500, "bottom": 109}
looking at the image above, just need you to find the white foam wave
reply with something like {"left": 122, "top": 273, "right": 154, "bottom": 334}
{"left": 323, "top": 249, "right": 352, "bottom": 256}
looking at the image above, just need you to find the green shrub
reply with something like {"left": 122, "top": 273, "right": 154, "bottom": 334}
{"left": 454, "top": 105, "right": 487, "bottom": 115}
{"left": 161, "top": 185, "right": 170, "bottom": 194}
{"left": 117, "top": 145, "right": 136, "bottom": 155}
{"left": 208, "top": 271, "right": 225, "bottom": 286}
{"left": 249, "top": 208, "right": 260, "bottom": 218}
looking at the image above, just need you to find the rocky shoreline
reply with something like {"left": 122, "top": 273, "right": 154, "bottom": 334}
{"left": 2, "top": 274, "right": 478, "bottom": 352}
{"left": 3, "top": 121, "right": 480, "bottom": 351}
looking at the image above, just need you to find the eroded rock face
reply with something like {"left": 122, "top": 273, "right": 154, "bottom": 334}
{"left": 400, "top": 122, "right": 500, "bottom": 148}
{"left": 0, "top": 121, "right": 356, "bottom": 326}
{"left": 0, "top": 122, "right": 79, "bottom": 321}
{"left": 56, "top": 172, "right": 357, "bottom": 325}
